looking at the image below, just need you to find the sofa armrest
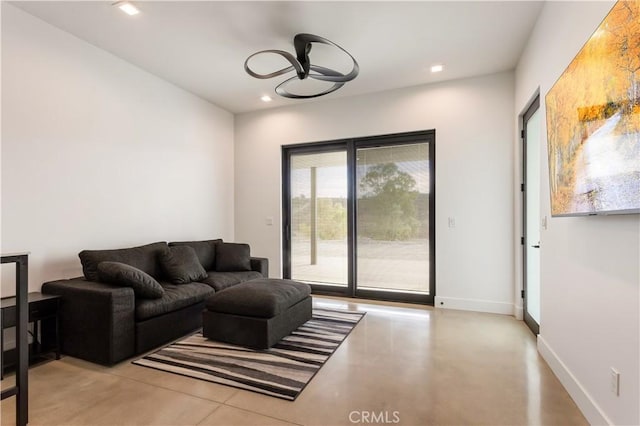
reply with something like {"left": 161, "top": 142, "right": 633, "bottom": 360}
{"left": 250, "top": 257, "right": 269, "bottom": 278}
{"left": 41, "top": 277, "right": 136, "bottom": 365}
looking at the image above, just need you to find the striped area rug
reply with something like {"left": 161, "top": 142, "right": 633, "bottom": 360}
{"left": 133, "top": 308, "right": 365, "bottom": 401}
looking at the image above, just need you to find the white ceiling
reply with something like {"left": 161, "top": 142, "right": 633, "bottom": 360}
{"left": 11, "top": 1, "right": 544, "bottom": 114}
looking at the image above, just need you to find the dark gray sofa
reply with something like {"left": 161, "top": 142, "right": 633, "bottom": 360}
{"left": 41, "top": 240, "right": 268, "bottom": 365}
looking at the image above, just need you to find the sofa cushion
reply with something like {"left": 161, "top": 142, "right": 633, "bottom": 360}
{"left": 199, "top": 271, "right": 263, "bottom": 292}
{"left": 205, "top": 279, "right": 311, "bottom": 318}
{"left": 215, "top": 243, "right": 251, "bottom": 272}
{"left": 135, "top": 281, "right": 214, "bottom": 320}
{"left": 160, "top": 246, "right": 208, "bottom": 284}
{"left": 97, "top": 261, "right": 165, "bottom": 299}
{"left": 80, "top": 242, "right": 168, "bottom": 281}
{"left": 168, "top": 239, "right": 222, "bottom": 271}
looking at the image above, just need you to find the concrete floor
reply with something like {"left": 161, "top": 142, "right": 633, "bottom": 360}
{"left": 0, "top": 297, "right": 586, "bottom": 426}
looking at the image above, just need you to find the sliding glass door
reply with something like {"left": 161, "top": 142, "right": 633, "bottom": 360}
{"left": 283, "top": 131, "right": 434, "bottom": 304}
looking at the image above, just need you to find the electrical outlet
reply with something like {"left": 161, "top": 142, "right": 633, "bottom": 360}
{"left": 265, "top": 217, "right": 274, "bottom": 226}
{"left": 610, "top": 368, "right": 620, "bottom": 396}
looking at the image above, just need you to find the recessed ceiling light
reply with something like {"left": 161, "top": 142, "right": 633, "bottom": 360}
{"left": 431, "top": 64, "right": 444, "bottom": 73}
{"left": 113, "top": 1, "right": 140, "bottom": 16}
{"left": 261, "top": 95, "right": 272, "bottom": 102}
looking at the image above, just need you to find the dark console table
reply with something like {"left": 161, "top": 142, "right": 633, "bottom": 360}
{"left": 0, "top": 252, "right": 29, "bottom": 426}
{"left": 1, "top": 292, "right": 60, "bottom": 376}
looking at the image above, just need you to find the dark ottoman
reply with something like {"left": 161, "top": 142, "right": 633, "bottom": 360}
{"left": 203, "top": 278, "right": 312, "bottom": 349}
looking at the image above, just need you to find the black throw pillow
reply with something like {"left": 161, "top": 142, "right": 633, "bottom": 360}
{"left": 79, "top": 241, "right": 168, "bottom": 282}
{"left": 168, "top": 239, "right": 222, "bottom": 271}
{"left": 160, "top": 246, "right": 208, "bottom": 284}
{"left": 215, "top": 242, "right": 251, "bottom": 272}
{"left": 97, "top": 261, "right": 165, "bottom": 299}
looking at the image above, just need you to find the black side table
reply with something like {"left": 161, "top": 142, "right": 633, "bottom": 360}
{"left": 0, "top": 253, "right": 29, "bottom": 426}
{"left": 1, "top": 292, "right": 61, "bottom": 377}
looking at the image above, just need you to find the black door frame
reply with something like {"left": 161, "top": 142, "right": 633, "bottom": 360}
{"left": 522, "top": 95, "right": 540, "bottom": 335}
{"left": 282, "top": 130, "right": 435, "bottom": 305}
{"left": 282, "top": 140, "right": 353, "bottom": 297}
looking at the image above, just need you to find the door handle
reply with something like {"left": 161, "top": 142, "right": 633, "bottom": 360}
{"left": 531, "top": 244, "right": 540, "bottom": 248}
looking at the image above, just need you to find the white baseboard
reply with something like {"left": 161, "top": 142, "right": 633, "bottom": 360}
{"left": 514, "top": 304, "right": 524, "bottom": 320}
{"left": 434, "top": 296, "right": 513, "bottom": 315}
{"left": 538, "top": 335, "right": 611, "bottom": 426}
{"left": 2, "top": 326, "right": 34, "bottom": 351}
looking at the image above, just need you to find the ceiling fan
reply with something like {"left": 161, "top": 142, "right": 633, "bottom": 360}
{"left": 244, "top": 33, "right": 359, "bottom": 99}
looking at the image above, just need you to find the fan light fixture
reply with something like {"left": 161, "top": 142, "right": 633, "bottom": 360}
{"left": 244, "top": 33, "right": 359, "bottom": 99}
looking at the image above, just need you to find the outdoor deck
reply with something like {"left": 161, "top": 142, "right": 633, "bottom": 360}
{"left": 292, "top": 238, "right": 429, "bottom": 293}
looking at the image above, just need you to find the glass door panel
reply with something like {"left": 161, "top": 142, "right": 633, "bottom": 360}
{"left": 525, "top": 103, "right": 541, "bottom": 330}
{"left": 289, "top": 151, "right": 348, "bottom": 287}
{"left": 355, "top": 143, "right": 430, "bottom": 294}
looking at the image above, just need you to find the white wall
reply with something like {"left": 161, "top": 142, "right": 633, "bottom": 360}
{"left": 515, "top": 1, "right": 640, "bottom": 424}
{"left": 235, "top": 72, "right": 515, "bottom": 314}
{"left": 1, "top": 4, "right": 235, "bottom": 295}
